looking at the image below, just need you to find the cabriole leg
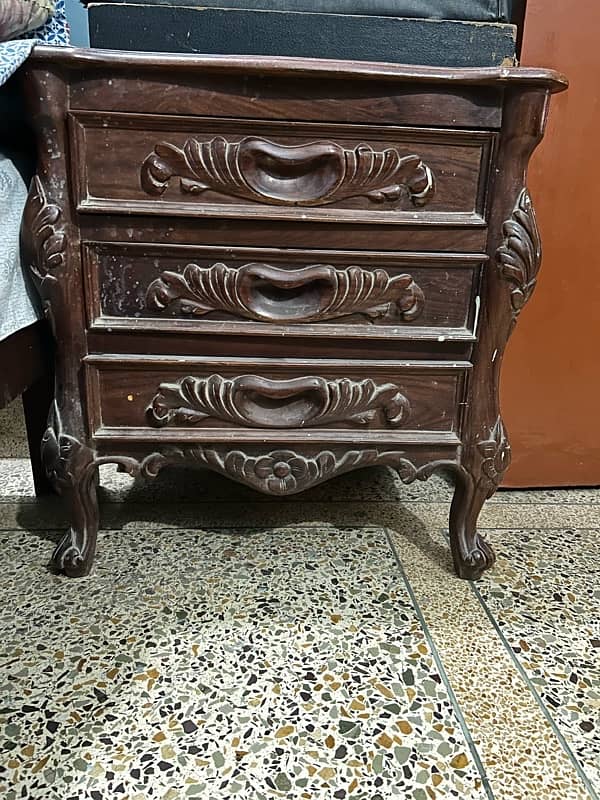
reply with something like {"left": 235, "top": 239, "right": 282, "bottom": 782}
{"left": 51, "top": 463, "right": 100, "bottom": 578}
{"left": 449, "top": 467, "right": 496, "bottom": 581}
{"left": 42, "top": 403, "right": 100, "bottom": 577}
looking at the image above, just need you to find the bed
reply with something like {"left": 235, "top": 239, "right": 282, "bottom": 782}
{"left": 0, "top": 0, "right": 67, "bottom": 493}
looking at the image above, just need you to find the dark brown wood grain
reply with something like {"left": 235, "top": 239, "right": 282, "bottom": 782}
{"left": 86, "top": 330, "right": 475, "bottom": 363}
{"left": 0, "top": 322, "right": 48, "bottom": 409}
{"left": 84, "top": 243, "right": 482, "bottom": 338}
{"left": 84, "top": 355, "right": 468, "bottom": 437}
{"left": 20, "top": 45, "right": 566, "bottom": 579}
{"left": 71, "top": 73, "right": 505, "bottom": 129}
{"left": 71, "top": 112, "right": 493, "bottom": 225}
{"left": 28, "top": 45, "right": 566, "bottom": 88}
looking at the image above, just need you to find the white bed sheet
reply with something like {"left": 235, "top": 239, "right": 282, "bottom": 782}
{"left": 0, "top": 153, "right": 41, "bottom": 342}
{"left": 0, "top": 0, "right": 68, "bottom": 342}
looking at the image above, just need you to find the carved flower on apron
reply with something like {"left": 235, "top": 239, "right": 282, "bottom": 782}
{"left": 253, "top": 450, "right": 309, "bottom": 494}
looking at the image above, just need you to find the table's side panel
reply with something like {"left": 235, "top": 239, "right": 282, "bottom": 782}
{"left": 456, "top": 85, "right": 551, "bottom": 514}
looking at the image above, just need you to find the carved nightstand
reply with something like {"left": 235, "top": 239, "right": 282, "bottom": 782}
{"left": 21, "top": 47, "right": 567, "bottom": 578}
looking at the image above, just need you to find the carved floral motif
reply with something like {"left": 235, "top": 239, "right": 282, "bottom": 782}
{"left": 21, "top": 176, "right": 68, "bottom": 336}
{"left": 23, "top": 176, "right": 66, "bottom": 285}
{"left": 146, "top": 262, "right": 424, "bottom": 323}
{"left": 141, "top": 136, "right": 435, "bottom": 207}
{"left": 136, "top": 446, "right": 449, "bottom": 496}
{"left": 496, "top": 188, "right": 541, "bottom": 319}
{"left": 42, "top": 403, "right": 93, "bottom": 494}
{"left": 477, "top": 416, "right": 511, "bottom": 497}
{"left": 148, "top": 374, "right": 411, "bottom": 429}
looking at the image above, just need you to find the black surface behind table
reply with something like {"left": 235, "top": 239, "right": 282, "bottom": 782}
{"left": 82, "top": 0, "right": 515, "bottom": 22}
{"left": 87, "top": 5, "right": 517, "bottom": 67}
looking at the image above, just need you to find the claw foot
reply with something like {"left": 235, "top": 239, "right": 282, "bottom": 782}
{"left": 52, "top": 528, "right": 93, "bottom": 577}
{"left": 455, "top": 534, "right": 496, "bottom": 581}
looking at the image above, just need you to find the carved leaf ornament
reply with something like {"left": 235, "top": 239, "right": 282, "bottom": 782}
{"left": 146, "top": 261, "right": 425, "bottom": 323}
{"left": 477, "top": 416, "right": 511, "bottom": 497}
{"left": 148, "top": 374, "right": 411, "bottom": 429}
{"left": 141, "top": 136, "right": 435, "bottom": 208}
{"left": 24, "top": 176, "right": 66, "bottom": 283}
{"left": 140, "top": 446, "right": 446, "bottom": 496}
{"left": 497, "top": 188, "right": 541, "bottom": 318}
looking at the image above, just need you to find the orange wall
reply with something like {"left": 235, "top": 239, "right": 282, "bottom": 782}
{"left": 502, "top": 0, "right": 600, "bottom": 486}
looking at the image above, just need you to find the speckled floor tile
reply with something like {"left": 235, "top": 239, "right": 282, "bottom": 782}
{"left": 0, "top": 526, "right": 489, "bottom": 800}
{"left": 492, "top": 488, "right": 600, "bottom": 505}
{"left": 387, "top": 521, "right": 594, "bottom": 800}
{"left": 1, "top": 455, "right": 599, "bottom": 799}
{"left": 473, "top": 528, "right": 600, "bottom": 796}
{"left": 0, "top": 404, "right": 28, "bottom": 459}
{"left": 5, "top": 499, "right": 599, "bottom": 548}
{"left": 0, "top": 459, "right": 37, "bottom": 500}
{"left": 0, "top": 458, "right": 456, "bottom": 505}
{"left": 2, "top": 457, "right": 599, "bottom": 510}
{"left": 0, "top": 496, "right": 435, "bottom": 534}
{"left": 477, "top": 503, "right": 600, "bottom": 531}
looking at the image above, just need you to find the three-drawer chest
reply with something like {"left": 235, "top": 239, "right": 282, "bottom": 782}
{"left": 21, "top": 46, "right": 566, "bottom": 578}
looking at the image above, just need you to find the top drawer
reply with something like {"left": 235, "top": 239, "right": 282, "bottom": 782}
{"left": 69, "top": 112, "right": 495, "bottom": 226}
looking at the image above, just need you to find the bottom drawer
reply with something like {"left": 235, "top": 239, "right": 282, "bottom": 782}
{"left": 85, "top": 355, "right": 469, "bottom": 441}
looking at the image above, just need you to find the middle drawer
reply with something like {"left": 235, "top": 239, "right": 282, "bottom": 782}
{"left": 84, "top": 243, "right": 483, "bottom": 343}
{"left": 85, "top": 355, "right": 469, "bottom": 441}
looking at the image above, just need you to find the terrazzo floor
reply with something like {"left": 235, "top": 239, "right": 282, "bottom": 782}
{"left": 0, "top": 454, "right": 598, "bottom": 800}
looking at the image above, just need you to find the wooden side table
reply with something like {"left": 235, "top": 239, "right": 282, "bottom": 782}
{"left": 21, "top": 47, "right": 566, "bottom": 577}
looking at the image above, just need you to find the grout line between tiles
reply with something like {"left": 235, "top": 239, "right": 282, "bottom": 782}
{"left": 438, "top": 526, "right": 598, "bottom": 798}
{"left": 1, "top": 490, "right": 599, "bottom": 507}
{"left": 467, "top": 527, "right": 600, "bottom": 533}
{"left": 391, "top": 524, "right": 595, "bottom": 800}
{"left": 467, "top": 577, "right": 599, "bottom": 800}
{"left": 2, "top": 500, "right": 599, "bottom": 507}
{"left": 384, "top": 528, "right": 496, "bottom": 800}
{"left": 4, "top": 522, "right": 600, "bottom": 534}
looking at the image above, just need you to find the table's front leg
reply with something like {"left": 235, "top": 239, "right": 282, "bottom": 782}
{"left": 21, "top": 68, "right": 97, "bottom": 575}
{"left": 42, "top": 402, "right": 100, "bottom": 577}
{"left": 449, "top": 427, "right": 509, "bottom": 581}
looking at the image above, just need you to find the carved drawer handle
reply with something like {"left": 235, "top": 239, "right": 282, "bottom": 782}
{"left": 147, "top": 374, "right": 411, "bottom": 429}
{"left": 141, "top": 136, "right": 435, "bottom": 207}
{"left": 146, "top": 261, "right": 424, "bottom": 323}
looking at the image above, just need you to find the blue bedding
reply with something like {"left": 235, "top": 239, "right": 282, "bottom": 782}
{"left": 0, "top": 0, "right": 68, "bottom": 342}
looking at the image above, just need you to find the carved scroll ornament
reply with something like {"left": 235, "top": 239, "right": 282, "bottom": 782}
{"left": 43, "top": 401, "right": 450, "bottom": 505}
{"left": 497, "top": 188, "right": 541, "bottom": 320}
{"left": 477, "top": 416, "right": 511, "bottom": 497}
{"left": 145, "top": 262, "right": 425, "bottom": 323}
{"left": 42, "top": 402, "right": 99, "bottom": 575}
{"left": 134, "top": 446, "right": 448, "bottom": 496}
{"left": 141, "top": 136, "right": 435, "bottom": 208}
{"left": 21, "top": 175, "right": 68, "bottom": 336}
{"left": 148, "top": 374, "right": 411, "bottom": 429}
{"left": 23, "top": 175, "right": 66, "bottom": 286}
